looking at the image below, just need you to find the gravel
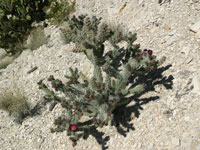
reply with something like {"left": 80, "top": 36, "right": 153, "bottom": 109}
{"left": 0, "top": 0, "right": 200, "bottom": 150}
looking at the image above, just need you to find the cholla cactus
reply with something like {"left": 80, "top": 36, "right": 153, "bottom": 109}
{"left": 38, "top": 14, "right": 166, "bottom": 147}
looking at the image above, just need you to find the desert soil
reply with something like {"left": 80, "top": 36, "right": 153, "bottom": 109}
{"left": 0, "top": 0, "right": 200, "bottom": 150}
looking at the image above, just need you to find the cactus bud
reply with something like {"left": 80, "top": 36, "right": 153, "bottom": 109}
{"left": 148, "top": 50, "right": 153, "bottom": 55}
{"left": 90, "top": 95, "right": 94, "bottom": 99}
{"left": 41, "top": 83, "right": 47, "bottom": 88}
{"left": 107, "top": 112, "right": 111, "bottom": 116}
{"left": 72, "top": 142, "right": 77, "bottom": 147}
{"left": 61, "top": 103, "right": 65, "bottom": 108}
{"left": 148, "top": 55, "right": 152, "bottom": 59}
{"left": 50, "top": 128, "right": 55, "bottom": 133}
{"left": 67, "top": 132, "right": 70, "bottom": 136}
{"left": 66, "top": 88, "right": 70, "bottom": 92}
{"left": 48, "top": 75, "right": 55, "bottom": 81}
{"left": 143, "top": 83, "right": 147, "bottom": 88}
{"left": 37, "top": 80, "right": 43, "bottom": 85}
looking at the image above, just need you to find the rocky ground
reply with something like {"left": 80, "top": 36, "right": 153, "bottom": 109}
{"left": 0, "top": 0, "right": 200, "bottom": 150}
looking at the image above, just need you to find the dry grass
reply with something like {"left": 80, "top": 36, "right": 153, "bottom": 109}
{"left": 0, "top": 51, "right": 21, "bottom": 70}
{"left": 0, "top": 54, "right": 16, "bottom": 69}
{"left": 0, "top": 76, "right": 31, "bottom": 124}
{"left": 24, "top": 26, "right": 47, "bottom": 50}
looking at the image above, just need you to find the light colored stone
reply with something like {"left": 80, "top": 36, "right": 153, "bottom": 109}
{"left": 169, "top": 30, "right": 176, "bottom": 36}
{"left": 181, "top": 47, "right": 190, "bottom": 56}
{"left": 162, "top": 23, "right": 171, "bottom": 31}
{"left": 190, "top": 133, "right": 200, "bottom": 150}
{"left": 192, "top": 75, "right": 200, "bottom": 94}
{"left": 197, "top": 30, "right": 200, "bottom": 38}
{"left": 171, "top": 137, "right": 180, "bottom": 146}
{"left": 0, "top": 1, "right": 200, "bottom": 150}
{"left": 190, "top": 21, "right": 200, "bottom": 33}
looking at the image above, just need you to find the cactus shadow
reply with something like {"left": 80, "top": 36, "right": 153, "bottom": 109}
{"left": 80, "top": 64, "right": 173, "bottom": 150}
{"left": 15, "top": 102, "right": 45, "bottom": 124}
{"left": 77, "top": 120, "right": 110, "bottom": 150}
{"left": 111, "top": 64, "right": 174, "bottom": 137}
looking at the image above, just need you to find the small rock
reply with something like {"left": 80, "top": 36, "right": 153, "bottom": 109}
{"left": 192, "top": 75, "right": 200, "bottom": 94}
{"left": 162, "top": 23, "right": 171, "bottom": 31}
{"left": 190, "top": 21, "right": 200, "bottom": 33}
{"left": 190, "top": 133, "right": 200, "bottom": 150}
{"left": 148, "top": 143, "right": 154, "bottom": 149}
{"left": 171, "top": 137, "right": 180, "bottom": 146}
{"left": 166, "top": 37, "right": 177, "bottom": 46}
{"left": 181, "top": 47, "right": 190, "bottom": 56}
{"left": 163, "top": 109, "right": 173, "bottom": 118}
{"left": 92, "top": 8, "right": 97, "bottom": 12}
{"left": 197, "top": 30, "right": 200, "bottom": 38}
{"left": 184, "top": 116, "right": 190, "bottom": 122}
{"left": 169, "top": 30, "right": 176, "bottom": 36}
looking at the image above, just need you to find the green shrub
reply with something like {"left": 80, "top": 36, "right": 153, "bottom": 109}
{"left": 0, "top": 0, "right": 50, "bottom": 55}
{"left": 43, "top": 0, "right": 76, "bottom": 25}
{"left": 38, "top": 14, "right": 166, "bottom": 147}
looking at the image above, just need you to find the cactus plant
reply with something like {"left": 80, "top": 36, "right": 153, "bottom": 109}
{"left": 38, "top": 14, "right": 166, "bottom": 147}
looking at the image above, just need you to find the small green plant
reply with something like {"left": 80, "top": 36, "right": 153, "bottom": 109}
{"left": 43, "top": 0, "right": 76, "bottom": 25}
{"left": 0, "top": 0, "right": 50, "bottom": 55}
{"left": 38, "top": 14, "right": 166, "bottom": 147}
{"left": 0, "top": 76, "right": 31, "bottom": 124}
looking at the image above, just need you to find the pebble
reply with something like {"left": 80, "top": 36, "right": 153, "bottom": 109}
{"left": 0, "top": 0, "right": 200, "bottom": 150}
{"left": 169, "top": 30, "right": 176, "bottom": 36}
{"left": 181, "top": 46, "right": 190, "bottom": 56}
{"left": 190, "top": 20, "right": 200, "bottom": 33}
{"left": 171, "top": 137, "right": 180, "bottom": 146}
{"left": 192, "top": 75, "right": 200, "bottom": 94}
